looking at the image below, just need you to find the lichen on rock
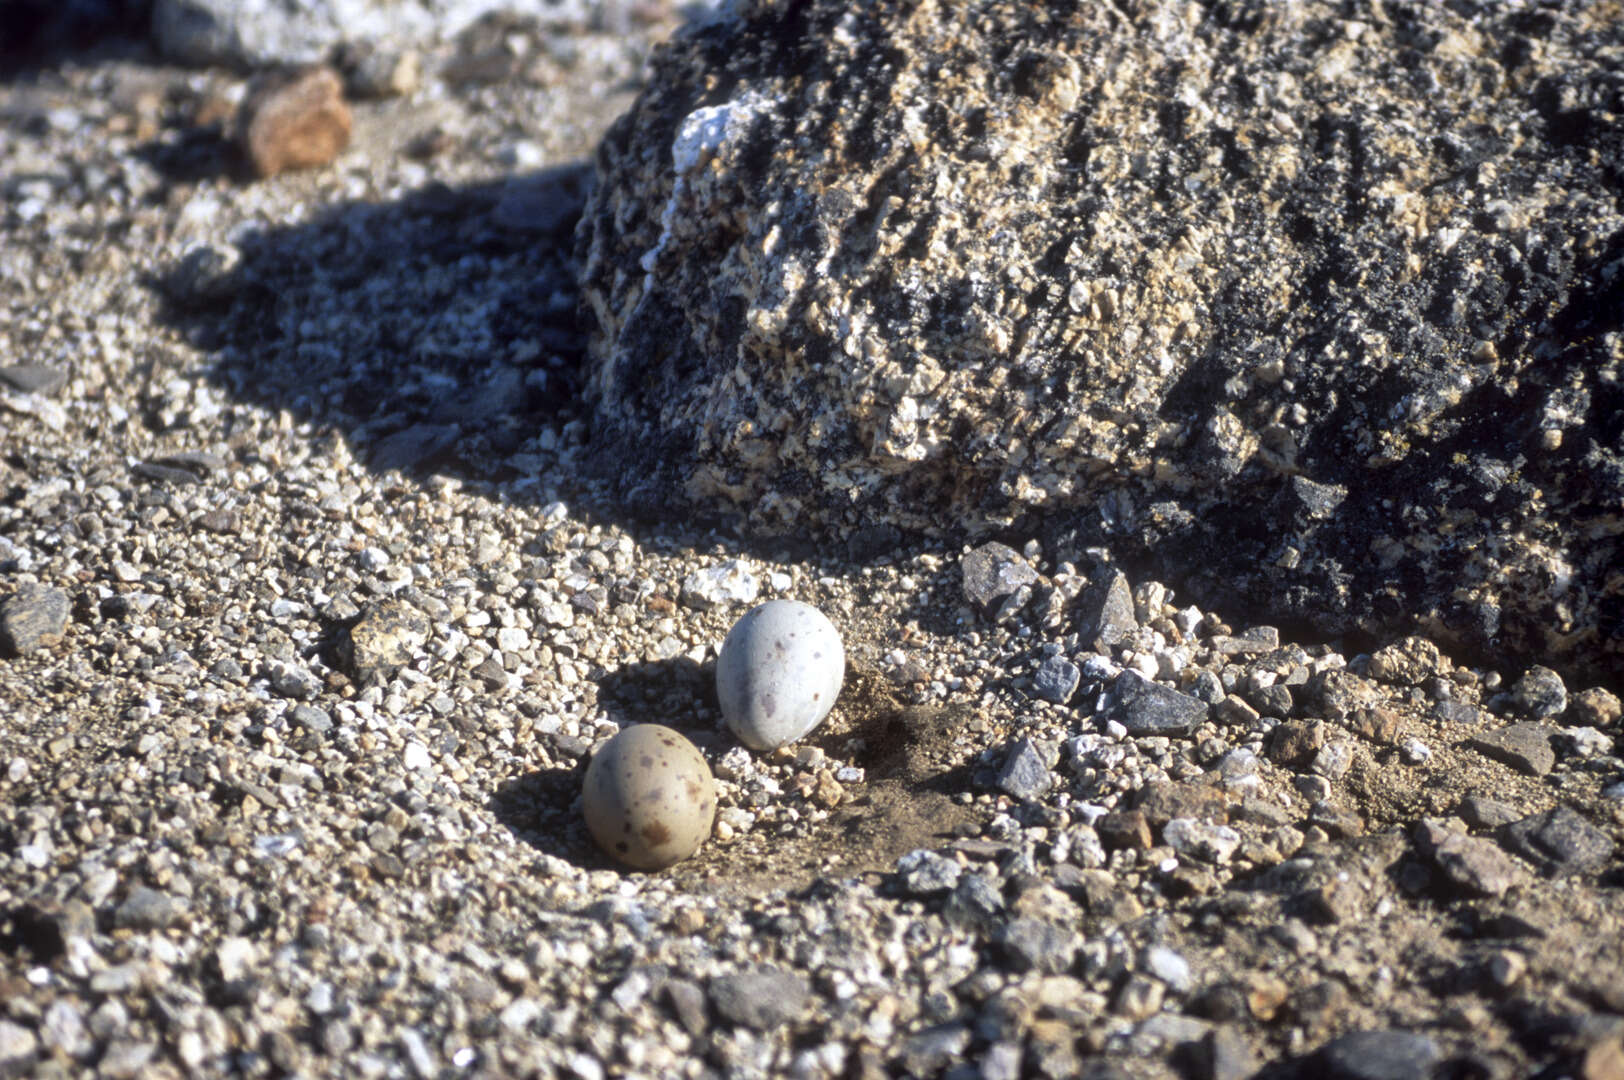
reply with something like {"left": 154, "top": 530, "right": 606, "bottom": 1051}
{"left": 576, "top": 0, "right": 1624, "bottom": 680}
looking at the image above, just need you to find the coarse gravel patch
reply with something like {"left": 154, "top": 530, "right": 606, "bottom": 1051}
{"left": 1, "top": 9, "right": 1623, "bottom": 1080}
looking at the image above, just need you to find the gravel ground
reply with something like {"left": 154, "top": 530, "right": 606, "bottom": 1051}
{"left": 3, "top": 10, "right": 1624, "bottom": 1080}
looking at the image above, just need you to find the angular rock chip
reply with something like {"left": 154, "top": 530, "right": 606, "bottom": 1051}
{"left": 961, "top": 542, "right": 1037, "bottom": 610}
{"left": 996, "top": 737, "right": 1052, "bottom": 801}
{"left": 342, "top": 598, "right": 430, "bottom": 686}
{"left": 1500, "top": 806, "right": 1615, "bottom": 878}
{"left": 896, "top": 849, "right": 961, "bottom": 896}
{"left": 1415, "top": 820, "right": 1526, "bottom": 898}
{"left": 1075, "top": 568, "right": 1136, "bottom": 650}
{"left": 1097, "top": 810, "right": 1153, "bottom": 851}
{"left": 1032, "top": 655, "right": 1080, "bottom": 705}
{"left": 1469, "top": 722, "right": 1558, "bottom": 777}
{"left": 998, "top": 918, "right": 1079, "bottom": 974}
{"left": 1102, "top": 671, "right": 1209, "bottom": 736}
{"left": 239, "top": 66, "right": 352, "bottom": 178}
{"left": 707, "top": 967, "right": 809, "bottom": 1030}
{"left": 0, "top": 583, "right": 71, "bottom": 657}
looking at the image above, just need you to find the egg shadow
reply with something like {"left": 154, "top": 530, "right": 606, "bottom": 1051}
{"left": 486, "top": 763, "right": 604, "bottom": 868}
{"left": 592, "top": 655, "right": 729, "bottom": 750}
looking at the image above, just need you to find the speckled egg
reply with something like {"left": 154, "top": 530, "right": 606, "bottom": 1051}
{"left": 582, "top": 724, "right": 716, "bottom": 870}
{"left": 716, "top": 600, "right": 845, "bottom": 751}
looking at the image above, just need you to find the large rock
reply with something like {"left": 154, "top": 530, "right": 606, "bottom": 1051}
{"left": 576, "top": 0, "right": 1624, "bottom": 681}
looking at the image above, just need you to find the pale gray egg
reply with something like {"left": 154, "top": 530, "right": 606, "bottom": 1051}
{"left": 716, "top": 600, "right": 845, "bottom": 751}
{"left": 582, "top": 724, "right": 716, "bottom": 870}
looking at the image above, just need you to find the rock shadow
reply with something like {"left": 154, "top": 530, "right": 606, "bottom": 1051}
{"left": 152, "top": 165, "right": 597, "bottom": 501}
{"left": 132, "top": 120, "right": 241, "bottom": 185}
{"left": 0, "top": 4, "right": 151, "bottom": 83}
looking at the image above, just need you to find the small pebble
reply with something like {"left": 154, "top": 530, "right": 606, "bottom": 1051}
{"left": 1400, "top": 738, "right": 1432, "bottom": 764}
{"left": 239, "top": 65, "right": 352, "bottom": 178}
{"left": 1032, "top": 655, "right": 1081, "bottom": 704}
{"left": 680, "top": 559, "right": 760, "bottom": 610}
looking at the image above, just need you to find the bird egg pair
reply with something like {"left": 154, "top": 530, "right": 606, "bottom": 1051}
{"left": 582, "top": 600, "right": 845, "bottom": 870}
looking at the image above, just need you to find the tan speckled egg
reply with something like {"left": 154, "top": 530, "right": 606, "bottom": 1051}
{"left": 581, "top": 724, "right": 716, "bottom": 871}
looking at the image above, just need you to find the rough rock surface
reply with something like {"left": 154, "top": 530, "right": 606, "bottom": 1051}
{"left": 577, "top": 0, "right": 1624, "bottom": 682}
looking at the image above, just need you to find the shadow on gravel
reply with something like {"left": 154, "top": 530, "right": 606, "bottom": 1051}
{"left": 0, "top": 4, "right": 151, "bottom": 84}
{"left": 154, "top": 165, "right": 596, "bottom": 499}
{"left": 147, "top": 165, "right": 948, "bottom": 575}
{"left": 487, "top": 763, "right": 599, "bottom": 866}
{"left": 593, "top": 656, "right": 726, "bottom": 745}
{"left": 133, "top": 122, "right": 242, "bottom": 185}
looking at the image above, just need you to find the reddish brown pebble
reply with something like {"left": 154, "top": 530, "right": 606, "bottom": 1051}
{"left": 239, "top": 66, "right": 352, "bottom": 179}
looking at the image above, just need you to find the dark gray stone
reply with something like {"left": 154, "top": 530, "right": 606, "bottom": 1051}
{"left": 1247, "top": 683, "right": 1294, "bottom": 720}
{"left": 132, "top": 460, "right": 204, "bottom": 485}
{"left": 0, "top": 584, "right": 71, "bottom": 657}
{"left": 152, "top": 450, "right": 227, "bottom": 476}
{"left": 1468, "top": 722, "right": 1558, "bottom": 776}
{"left": 1191, "top": 671, "right": 1226, "bottom": 705}
{"left": 1075, "top": 569, "right": 1136, "bottom": 650}
{"left": 368, "top": 423, "right": 461, "bottom": 472}
{"left": 113, "top": 887, "right": 187, "bottom": 931}
{"left": 1508, "top": 665, "right": 1567, "bottom": 718}
{"left": 1500, "top": 806, "right": 1615, "bottom": 877}
{"left": 1458, "top": 796, "right": 1522, "bottom": 830}
{"left": 996, "top": 738, "right": 1052, "bottom": 801}
{"left": 1032, "top": 655, "right": 1080, "bottom": 705}
{"left": 1103, "top": 671, "right": 1209, "bottom": 737}
{"left": 289, "top": 704, "right": 333, "bottom": 734}
{"left": 896, "top": 849, "right": 961, "bottom": 896}
{"left": 1319, "top": 1029, "right": 1441, "bottom": 1080}
{"left": 943, "top": 874, "right": 1004, "bottom": 932}
{"left": 1433, "top": 701, "right": 1483, "bottom": 726}
{"left": 961, "top": 542, "right": 1037, "bottom": 610}
{"left": 897, "top": 1023, "right": 971, "bottom": 1077}
{"left": 997, "top": 918, "right": 1079, "bottom": 974}
{"left": 708, "top": 968, "right": 810, "bottom": 1030}
{"left": 0, "top": 364, "right": 68, "bottom": 396}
